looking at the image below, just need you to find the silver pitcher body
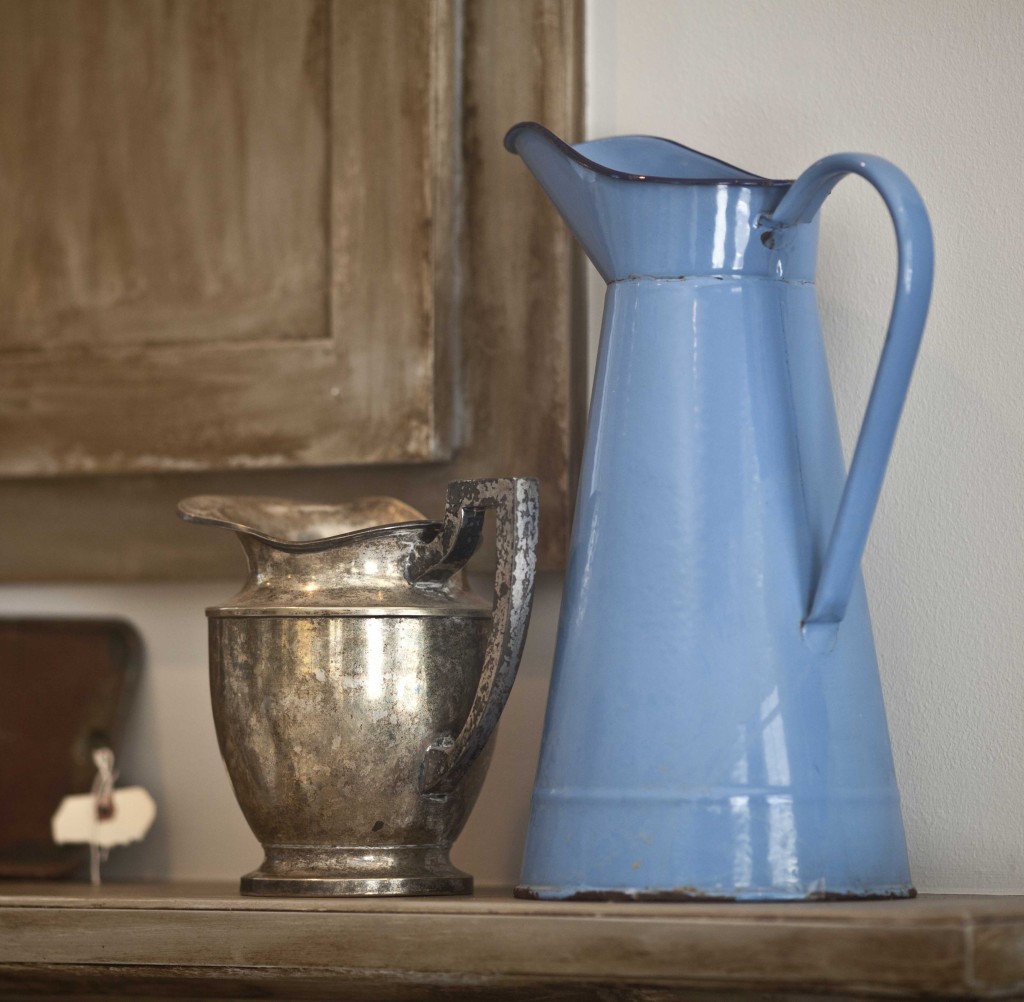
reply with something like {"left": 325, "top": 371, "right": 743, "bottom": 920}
{"left": 180, "top": 479, "right": 538, "bottom": 896}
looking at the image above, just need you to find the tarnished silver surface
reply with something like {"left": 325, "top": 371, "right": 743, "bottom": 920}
{"left": 178, "top": 479, "right": 538, "bottom": 897}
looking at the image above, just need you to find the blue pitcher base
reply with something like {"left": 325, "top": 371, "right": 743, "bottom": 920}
{"left": 514, "top": 883, "right": 916, "bottom": 903}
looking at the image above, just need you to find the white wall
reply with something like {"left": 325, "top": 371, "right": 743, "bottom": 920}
{"left": 2, "top": 0, "right": 1020, "bottom": 893}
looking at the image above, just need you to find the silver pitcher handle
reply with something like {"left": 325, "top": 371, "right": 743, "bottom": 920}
{"left": 412, "top": 478, "right": 539, "bottom": 796}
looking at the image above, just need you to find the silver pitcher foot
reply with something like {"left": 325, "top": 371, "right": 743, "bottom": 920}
{"left": 240, "top": 845, "right": 472, "bottom": 897}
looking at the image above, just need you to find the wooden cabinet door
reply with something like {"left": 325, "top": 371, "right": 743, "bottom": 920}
{"left": 0, "top": 0, "right": 583, "bottom": 578}
{"left": 0, "top": 0, "right": 456, "bottom": 475}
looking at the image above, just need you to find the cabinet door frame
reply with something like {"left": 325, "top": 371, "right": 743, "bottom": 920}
{"left": 0, "top": 0, "right": 584, "bottom": 578}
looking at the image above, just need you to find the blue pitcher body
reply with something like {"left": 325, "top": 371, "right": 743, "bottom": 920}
{"left": 507, "top": 124, "right": 933, "bottom": 901}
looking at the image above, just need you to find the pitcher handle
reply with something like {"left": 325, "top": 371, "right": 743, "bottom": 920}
{"left": 413, "top": 477, "right": 539, "bottom": 795}
{"left": 762, "top": 154, "right": 933, "bottom": 653}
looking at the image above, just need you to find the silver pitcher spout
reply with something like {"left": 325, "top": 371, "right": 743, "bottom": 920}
{"left": 179, "top": 477, "right": 539, "bottom": 896}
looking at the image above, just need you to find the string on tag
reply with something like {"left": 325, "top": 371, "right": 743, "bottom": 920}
{"left": 89, "top": 747, "right": 118, "bottom": 885}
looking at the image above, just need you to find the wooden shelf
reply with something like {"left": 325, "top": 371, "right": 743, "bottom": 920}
{"left": 1, "top": 883, "right": 1022, "bottom": 999}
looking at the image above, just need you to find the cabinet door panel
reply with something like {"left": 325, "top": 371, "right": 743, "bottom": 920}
{"left": 0, "top": 0, "right": 455, "bottom": 474}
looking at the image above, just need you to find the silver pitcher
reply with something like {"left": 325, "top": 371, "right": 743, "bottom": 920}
{"left": 178, "top": 478, "right": 538, "bottom": 896}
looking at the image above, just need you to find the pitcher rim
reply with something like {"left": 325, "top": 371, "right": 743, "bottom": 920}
{"left": 505, "top": 121, "right": 792, "bottom": 188}
{"left": 177, "top": 494, "right": 440, "bottom": 553}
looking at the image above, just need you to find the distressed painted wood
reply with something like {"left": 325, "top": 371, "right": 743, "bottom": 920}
{"left": 0, "top": 0, "right": 583, "bottom": 577}
{"left": 0, "top": 1, "right": 327, "bottom": 361}
{"left": 0, "top": 0, "right": 455, "bottom": 475}
{"left": 454, "top": 0, "right": 586, "bottom": 572}
{"left": 0, "top": 884, "right": 1022, "bottom": 999}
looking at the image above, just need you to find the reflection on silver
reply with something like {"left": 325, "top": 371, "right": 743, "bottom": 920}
{"left": 364, "top": 618, "right": 385, "bottom": 701}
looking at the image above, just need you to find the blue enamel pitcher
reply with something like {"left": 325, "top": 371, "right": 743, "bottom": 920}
{"left": 507, "top": 123, "right": 933, "bottom": 901}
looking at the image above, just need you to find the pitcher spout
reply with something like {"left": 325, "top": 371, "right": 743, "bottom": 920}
{"left": 505, "top": 121, "right": 769, "bottom": 185}
{"left": 504, "top": 122, "right": 802, "bottom": 283}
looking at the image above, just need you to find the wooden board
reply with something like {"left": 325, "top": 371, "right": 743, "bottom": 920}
{"left": 0, "top": 884, "right": 1022, "bottom": 999}
{"left": 0, "top": 0, "right": 584, "bottom": 578}
{"left": 0, "top": 620, "right": 141, "bottom": 879}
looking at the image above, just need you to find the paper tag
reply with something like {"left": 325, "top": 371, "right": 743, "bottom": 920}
{"left": 51, "top": 787, "right": 157, "bottom": 849}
